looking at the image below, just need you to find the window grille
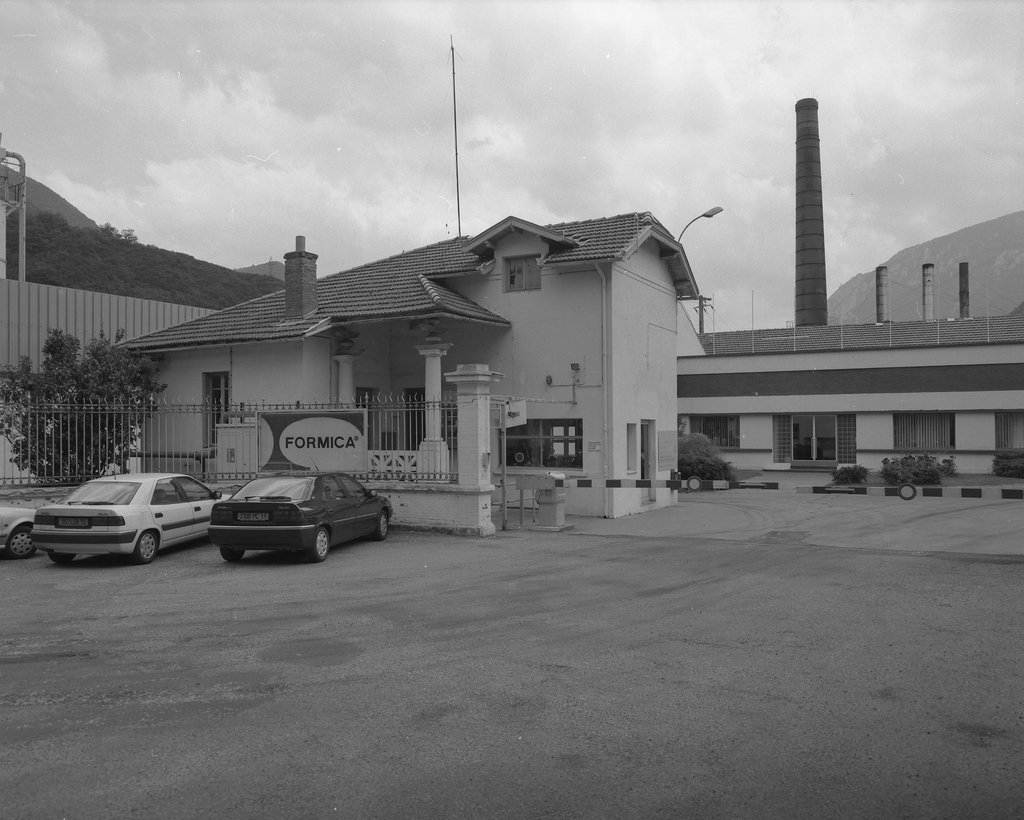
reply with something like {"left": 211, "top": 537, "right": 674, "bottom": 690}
{"left": 893, "top": 412, "right": 955, "bottom": 450}
{"left": 772, "top": 415, "right": 792, "bottom": 463}
{"left": 836, "top": 414, "right": 857, "bottom": 463}
{"left": 690, "top": 415, "right": 740, "bottom": 448}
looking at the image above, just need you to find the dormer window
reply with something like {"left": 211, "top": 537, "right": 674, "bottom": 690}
{"left": 506, "top": 256, "right": 541, "bottom": 291}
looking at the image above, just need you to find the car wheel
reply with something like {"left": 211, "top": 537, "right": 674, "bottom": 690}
{"left": 371, "top": 509, "right": 389, "bottom": 541}
{"left": 2, "top": 524, "right": 35, "bottom": 559}
{"left": 306, "top": 526, "right": 330, "bottom": 563}
{"left": 130, "top": 530, "right": 159, "bottom": 565}
{"left": 220, "top": 547, "right": 245, "bottom": 562}
{"left": 48, "top": 551, "right": 76, "bottom": 564}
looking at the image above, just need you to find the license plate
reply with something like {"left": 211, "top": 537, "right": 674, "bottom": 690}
{"left": 236, "top": 512, "right": 269, "bottom": 522}
{"left": 58, "top": 517, "right": 89, "bottom": 528}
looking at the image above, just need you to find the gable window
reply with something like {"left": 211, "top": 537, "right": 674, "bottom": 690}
{"left": 506, "top": 256, "right": 541, "bottom": 291}
{"left": 893, "top": 412, "right": 955, "bottom": 450}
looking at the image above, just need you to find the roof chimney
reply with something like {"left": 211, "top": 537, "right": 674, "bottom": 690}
{"left": 795, "top": 98, "right": 828, "bottom": 326}
{"left": 283, "top": 235, "right": 318, "bottom": 319}
{"left": 875, "top": 266, "right": 889, "bottom": 323}
{"left": 922, "top": 263, "right": 935, "bottom": 322}
{"left": 959, "top": 262, "right": 970, "bottom": 319}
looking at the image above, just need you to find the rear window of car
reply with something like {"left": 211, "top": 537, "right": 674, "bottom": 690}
{"left": 235, "top": 476, "right": 316, "bottom": 502}
{"left": 61, "top": 481, "right": 141, "bottom": 506}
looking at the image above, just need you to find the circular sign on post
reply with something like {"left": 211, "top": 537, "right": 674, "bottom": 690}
{"left": 897, "top": 483, "right": 917, "bottom": 501}
{"left": 686, "top": 476, "right": 703, "bottom": 492}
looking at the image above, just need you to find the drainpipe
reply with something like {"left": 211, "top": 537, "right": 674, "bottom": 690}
{"left": 594, "top": 262, "right": 611, "bottom": 518}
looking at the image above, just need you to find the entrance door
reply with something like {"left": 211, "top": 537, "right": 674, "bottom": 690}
{"left": 791, "top": 414, "right": 837, "bottom": 466}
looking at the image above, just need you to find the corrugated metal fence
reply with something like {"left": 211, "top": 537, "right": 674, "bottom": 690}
{"left": 0, "top": 279, "right": 211, "bottom": 370}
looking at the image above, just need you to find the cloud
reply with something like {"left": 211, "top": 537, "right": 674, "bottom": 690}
{"left": 5, "top": 0, "right": 1023, "bottom": 332}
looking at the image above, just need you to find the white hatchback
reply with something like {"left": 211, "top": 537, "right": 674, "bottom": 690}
{"left": 33, "top": 473, "right": 225, "bottom": 565}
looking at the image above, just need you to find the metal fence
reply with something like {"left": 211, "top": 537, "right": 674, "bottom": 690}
{"left": 0, "top": 398, "right": 458, "bottom": 487}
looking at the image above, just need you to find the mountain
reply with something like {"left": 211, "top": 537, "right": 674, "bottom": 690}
{"left": 4, "top": 177, "right": 283, "bottom": 310}
{"left": 235, "top": 259, "right": 285, "bottom": 281}
{"left": 828, "top": 211, "right": 1024, "bottom": 324}
{"left": 16, "top": 177, "right": 98, "bottom": 230}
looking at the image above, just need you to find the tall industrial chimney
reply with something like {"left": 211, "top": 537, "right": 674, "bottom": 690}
{"left": 959, "top": 262, "right": 970, "bottom": 319}
{"left": 795, "top": 98, "right": 828, "bottom": 326}
{"left": 922, "top": 263, "right": 935, "bottom": 322}
{"left": 875, "top": 266, "right": 889, "bottom": 323}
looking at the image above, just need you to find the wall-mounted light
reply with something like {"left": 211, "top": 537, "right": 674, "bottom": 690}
{"left": 570, "top": 363, "right": 580, "bottom": 371}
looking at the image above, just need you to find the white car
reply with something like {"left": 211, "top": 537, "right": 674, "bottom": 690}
{"left": 33, "top": 473, "right": 225, "bottom": 565}
{"left": 0, "top": 505, "right": 36, "bottom": 559}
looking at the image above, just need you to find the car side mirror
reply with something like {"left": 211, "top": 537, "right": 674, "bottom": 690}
{"left": 213, "top": 490, "right": 223, "bottom": 499}
{"left": 367, "top": 489, "right": 378, "bottom": 498}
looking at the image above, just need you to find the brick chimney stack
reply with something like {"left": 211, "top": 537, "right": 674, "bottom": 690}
{"left": 284, "top": 235, "right": 318, "bottom": 319}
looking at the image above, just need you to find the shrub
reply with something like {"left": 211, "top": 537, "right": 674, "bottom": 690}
{"left": 879, "top": 454, "right": 943, "bottom": 485}
{"left": 678, "top": 454, "right": 735, "bottom": 481}
{"left": 992, "top": 452, "right": 1024, "bottom": 479}
{"left": 831, "top": 464, "right": 869, "bottom": 484}
{"left": 938, "top": 456, "right": 958, "bottom": 477}
{"left": 678, "top": 433, "right": 735, "bottom": 481}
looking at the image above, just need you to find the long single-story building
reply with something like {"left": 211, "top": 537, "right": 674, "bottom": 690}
{"left": 678, "top": 315, "right": 1024, "bottom": 473}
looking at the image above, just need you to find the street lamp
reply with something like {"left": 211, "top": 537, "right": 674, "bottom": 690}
{"left": 677, "top": 206, "right": 723, "bottom": 335}
{"left": 677, "top": 206, "right": 723, "bottom": 242}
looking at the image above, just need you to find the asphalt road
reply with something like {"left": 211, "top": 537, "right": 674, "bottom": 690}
{"left": 3, "top": 494, "right": 1023, "bottom": 820}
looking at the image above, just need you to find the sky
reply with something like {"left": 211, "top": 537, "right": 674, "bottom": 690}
{"left": 2, "top": 0, "right": 1022, "bottom": 332}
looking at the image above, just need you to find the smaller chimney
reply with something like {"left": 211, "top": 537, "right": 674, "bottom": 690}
{"left": 922, "top": 263, "right": 935, "bottom": 322}
{"left": 959, "top": 262, "right": 970, "bottom": 319}
{"left": 283, "top": 235, "right": 318, "bottom": 319}
{"left": 875, "top": 265, "right": 889, "bottom": 323}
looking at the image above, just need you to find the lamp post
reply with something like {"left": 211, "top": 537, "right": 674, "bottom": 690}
{"left": 677, "top": 206, "right": 723, "bottom": 241}
{"left": 678, "top": 207, "right": 722, "bottom": 333}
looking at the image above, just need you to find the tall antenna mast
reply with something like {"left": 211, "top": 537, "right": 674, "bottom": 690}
{"left": 450, "top": 36, "right": 462, "bottom": 236}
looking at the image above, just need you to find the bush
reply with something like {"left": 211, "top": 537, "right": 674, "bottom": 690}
{"left": 879, "top": 454, "right": 944, "bottom": 485}
{"left": 831, "top": 464, "right": 869, "bottom": 484}
{"left": 677, "top": 433, "right": 735, "bottom": 481}
{"left": 992, "top": 452, "right": 1024, "bottom": 478}
{"left": 678, "top": 454, "right": 736, "bottom": 481}
{"left": 938, "top": 456, "right": 958, "bottom": 477}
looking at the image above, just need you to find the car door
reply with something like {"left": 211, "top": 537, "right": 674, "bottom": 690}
{"left": 322, "top": 474, "right": 357, "bottom": 542}
{"left": 149, "top": 478, "right": 194, "bottom": 546}
{"left": 339, "top": 474, "right": 378, "bottom": 535}
{"left": 173, "top": 476, "right": 219, "bottom": 539}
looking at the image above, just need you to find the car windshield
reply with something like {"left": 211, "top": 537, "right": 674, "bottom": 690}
{"left": 61, "top": 481, "right": 141, "bottom": 506}
{"left": 236, "top": 476, "right": 315, "bottom": 502}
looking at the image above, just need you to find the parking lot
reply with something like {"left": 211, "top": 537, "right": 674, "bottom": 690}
{"left": 3, "top": 486, "right": 1023, "bottom": 819}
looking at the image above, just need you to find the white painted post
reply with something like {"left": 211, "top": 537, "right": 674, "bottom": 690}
{"left": 333, "top": 353, "right": 360, "bottom": 405}
{"left": 416, "top": 343, "right": 452, "bottom": 476}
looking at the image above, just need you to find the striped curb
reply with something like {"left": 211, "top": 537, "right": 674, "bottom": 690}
{"left": 550, "top": 478, "right": 779, "bottom": 491}
{"left": 796, "top": 485, "right": 1024, "bottom": 500}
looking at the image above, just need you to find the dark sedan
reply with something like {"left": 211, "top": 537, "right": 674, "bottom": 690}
{"left": 208, "top": 472, "right": 391, "bottom": 564}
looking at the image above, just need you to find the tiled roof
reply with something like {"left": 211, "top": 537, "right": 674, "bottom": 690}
{"left": 124, "top": 212, "right": 680, "bottom": 352}
{"left": 694, "top": 314, "right": 1024, "bottom": 356}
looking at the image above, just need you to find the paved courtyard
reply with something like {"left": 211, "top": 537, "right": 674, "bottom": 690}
{"left": 2, "top": 486, "right": 1023, "bottom": 819}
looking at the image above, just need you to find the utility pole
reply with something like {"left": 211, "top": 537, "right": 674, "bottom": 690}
{"left": 695, "top": 294, "right": 713, "bottom": 334}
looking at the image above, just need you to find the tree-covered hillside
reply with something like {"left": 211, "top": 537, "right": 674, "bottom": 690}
{"left": 4, "top": 211, "right": 283, "bottom": 310}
